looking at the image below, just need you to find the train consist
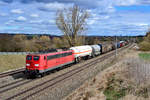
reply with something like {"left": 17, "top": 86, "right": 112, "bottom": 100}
{"left": 25, "top": 41, "right": 128, "bottom": 77}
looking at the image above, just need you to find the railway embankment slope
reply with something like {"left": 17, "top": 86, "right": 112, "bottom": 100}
{"left": 64, "top": 45, "right": 150, "bottom": 100}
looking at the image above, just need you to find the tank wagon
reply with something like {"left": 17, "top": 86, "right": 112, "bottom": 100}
{"left": 70, "top": 45, "right": 92, "bottom": 62}
{"left": 90, "top": 45, "right": 101, "bottom": 57}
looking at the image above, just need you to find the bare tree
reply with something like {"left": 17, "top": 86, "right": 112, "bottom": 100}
{"left": 56, "top": 5, "right": 89, "bottom": 47}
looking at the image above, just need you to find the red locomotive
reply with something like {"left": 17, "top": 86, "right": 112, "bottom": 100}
{"left": 25, "top": 50, "right": 75, "bottom": 76}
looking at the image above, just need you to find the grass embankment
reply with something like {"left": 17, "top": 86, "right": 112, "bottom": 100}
{"left": 64, "top": 49, "right": 150, "bottom": 100}
{"left": 0, "top": 55, "right": 26, "bottom": 73}
{"left": 104, "top": 58, "right": 150, "bottom": 100}
{"left": 139, "top": 53, "right": 150, "bottom": 60}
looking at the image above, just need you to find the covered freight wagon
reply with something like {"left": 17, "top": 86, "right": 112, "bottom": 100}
{"left": 98, "top": 43, "right": 113, "bottom": 53}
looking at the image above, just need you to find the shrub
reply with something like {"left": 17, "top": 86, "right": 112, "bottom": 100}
{"left": 103, "top": 58, "right": 150, "bottom": 99}
{"left": 139, "top": 41, "right": 150, "bottom": 51}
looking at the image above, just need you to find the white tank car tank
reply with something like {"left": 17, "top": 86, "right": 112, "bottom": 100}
{"left": 90, "top": 45, "right": 101, "bottom": 56}
{"left": 70, "top": 45, "right": 92, "bottom": 58}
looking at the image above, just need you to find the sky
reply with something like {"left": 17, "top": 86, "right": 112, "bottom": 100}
{"left": 0, "top": 0, "right": 150, "bottom": 36}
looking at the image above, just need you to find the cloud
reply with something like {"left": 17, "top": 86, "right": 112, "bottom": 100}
{"left": 11, "top": 9, "right": 24, "bottom": 14}
{"left": 48, "top": 20, "right": 55, "bottom": 23}
{"left": 1, "top": 0, "right": 103, "bottom": 9}
{"left": 30, "top": 14, "right": 39, "bottom": 18}
{"left": 112, "top": 0, "right": 150, "bottom": 6}
{"left": 38, "top": 2, "right": 73, "bottom": 11}
{"left": 0, "top": 0, "right": 150, "bottom": 35}
{"left": 16, "top": 16, "right": 27, "bottom": 21}
{"left": 102, "top": 16, "right": 110, "bottom": 19}
{"left": 1, "top": 0, "right": 150, "bottom": 7}
{"left": 0, "top": 26, "right": 20, "bottom": 31}
{"left": 1, "top": 0, "right": 13, "bottom": 3}
{"left": 5, "top": 20, "right": 15, "bottom": 25}
{"left": 113, "top": 0, "right": 137, "bottom": 6}
{"left": 128, "top": 23, "right": 149, "bottom": 27}
{"left": 30, "top": 20, "right": 43, "bottom": 24}
{"left": 0, "top": 13, "right": 7, "bottom": 16}
{"left": 15, "top": 0, "right": 102, "bottom": 8}
{"left": 139, "top": 0, "right": 150, "bottom": 5}
{"left": 87, "top": 19, "right": 96, "bottom": 25}
{"left": 0, "top": 1, "right": 8, "bottom": 5}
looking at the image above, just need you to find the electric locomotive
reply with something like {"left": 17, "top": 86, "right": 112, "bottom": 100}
{"left": 25, "top": 50, "right": 75, "bottom": 76}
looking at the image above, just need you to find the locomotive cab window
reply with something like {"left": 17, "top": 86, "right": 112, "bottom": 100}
{"left": 34, "top": 56, "right": 40, "bottom": 61}
{"left": 26, "top": 56, "right": 32, "bottom": 60}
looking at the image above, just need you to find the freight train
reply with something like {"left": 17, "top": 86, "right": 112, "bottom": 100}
{"left": 25, "top": 41, "right": 128, "bottom": 77}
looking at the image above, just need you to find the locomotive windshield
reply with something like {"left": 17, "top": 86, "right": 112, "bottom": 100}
{"left": 26, "top": 56, "right": 32, "bottom": 60}
{"left": 34, "top": 56, "right": 40, "bottom": 61}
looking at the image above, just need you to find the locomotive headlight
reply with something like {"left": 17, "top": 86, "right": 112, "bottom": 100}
{"left": 35, "top": 64, "right": 39, "bottom": 67}
{"left": 26, "top": 64, "right": 30, "bottom": 66}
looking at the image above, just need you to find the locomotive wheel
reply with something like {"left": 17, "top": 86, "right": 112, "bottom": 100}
{"left": 41, "top": 73, "right": 46, "bottom": 77}
{"left": 37, "top": 73, "right": 45, "bottom": 78}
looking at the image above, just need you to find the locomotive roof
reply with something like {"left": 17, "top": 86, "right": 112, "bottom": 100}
{"left": 27, "top": 49, "right": 72, "bottom": 56}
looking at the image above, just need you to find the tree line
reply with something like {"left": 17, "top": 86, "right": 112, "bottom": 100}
{"left": 0, "top": 34, "right": 102, "bottom": 52}
{"left": 0, "top": 35, "right": 70, "bottom": 52}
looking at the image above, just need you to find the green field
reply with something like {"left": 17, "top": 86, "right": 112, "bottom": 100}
{"left": 139, "top": 53, "right": 150, "bottom": 60}
{"left": 0, "top": 55, "right": 26, "bottom": 73}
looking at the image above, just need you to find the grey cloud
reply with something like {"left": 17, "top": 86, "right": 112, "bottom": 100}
{"left": 1, "top": 0, "right": 103, "bottom": 8}
{"left": 38, "top": 2, "right": 73, "bottom": 12}
{"left": 38, "top": 7, "right": 51, "bottom": 12}
{"left": 2, "top": 0, "right": 13, "bottom": 3}
{"left": 139, "top": 0, "right": 150, "bottom": 5}
{"left": 2, "top": 0, "right": 150, "bottom": 7}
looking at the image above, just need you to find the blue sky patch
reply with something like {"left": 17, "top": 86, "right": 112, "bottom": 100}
{"left": 115, "top": 5, "right": 150, "bottom": 13}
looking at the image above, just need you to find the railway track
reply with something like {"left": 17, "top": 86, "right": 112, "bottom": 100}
{"left": 0, "top": 79, "right": 33, "bottom": 94}
{"left": 0, "top": 68, "right": 25, "bottom": 78}
{"left": 3, "top": 44, "right": 132, "bottom": 100}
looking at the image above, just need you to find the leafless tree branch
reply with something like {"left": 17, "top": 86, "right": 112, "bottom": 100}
{"left": 56, "top": 5, "right": 89, "bottom": 47}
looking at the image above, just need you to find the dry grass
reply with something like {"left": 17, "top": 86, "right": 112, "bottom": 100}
{"left": 99, "top": 57, "right": 150, "bottom": 100}
{"left": 122, "top": 58, "right": 150, "bottom": 98}
{"left": 64, "top": 46, "right": 150, "bottom": 100}
{"left": 64, "top": 61, "right": 126, "bottom": 100}
{"left": 0, "top": 55, "right": 26, "bottom": 73}
{"left": 125, "top": 58, "right": 150, "bottom": 86}
{"left": 64, "top": 58, "right": 150, "bottom": 100}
